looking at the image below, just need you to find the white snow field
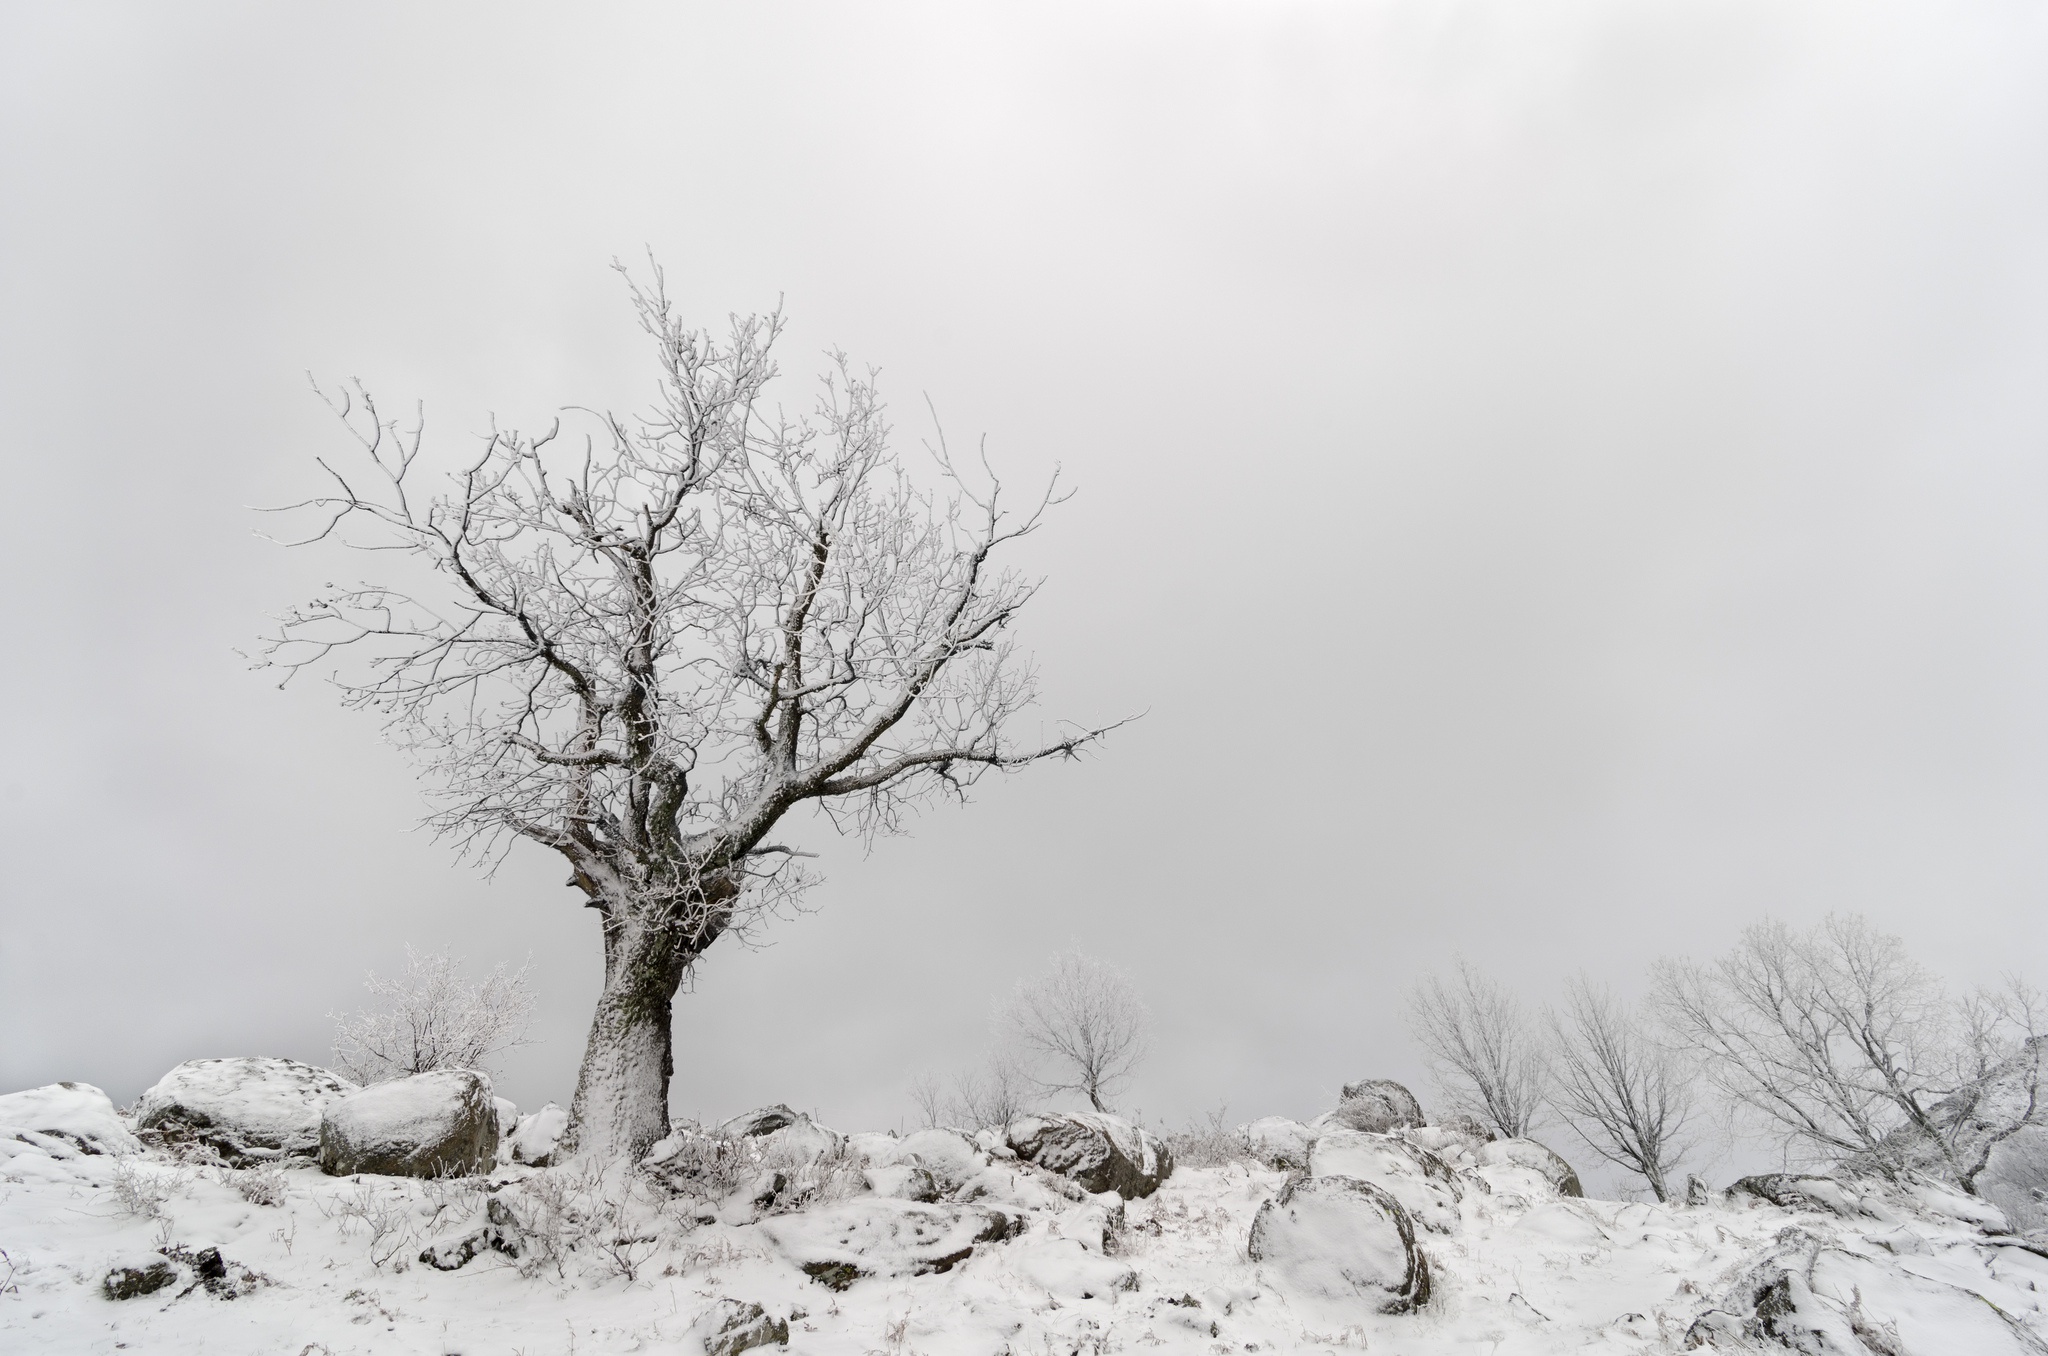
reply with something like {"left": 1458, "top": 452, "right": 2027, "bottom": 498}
{"left": 5, "top": 1085, "right": 2048, "bottom": 1355}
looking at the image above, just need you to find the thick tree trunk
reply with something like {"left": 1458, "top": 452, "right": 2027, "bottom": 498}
{"left": 563, "top": 914, "right": 692, "bottom": 1162}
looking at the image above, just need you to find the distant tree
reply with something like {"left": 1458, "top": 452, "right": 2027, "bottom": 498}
{"left": 1406, "top": 958, "right": 1548, "bottom": 1140}
{"left": 1543, "top": 976, "right": 1694, "bottom": 1201}
{"left": 263, "top": 264, "right": 1116, "bottom": 1159}
{"left": 1004, "top": 950, "right": 1150, "bottom": 1113}
{"left": 946, "top": 1049, "right": 1038, "bottom": 1131}
{"left": 1653, "top": 914, "right": 2038, "bottom": 1184}
{"left": 331, "top": 946, "right": 535, "bottom": 1084}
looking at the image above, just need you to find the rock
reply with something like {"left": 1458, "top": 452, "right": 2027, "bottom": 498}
{"left": 1008, "top": 1237, "right": 1137, "bottom": 1299}
{"left": 1005, "top": 1113, "right": 1173, "bottom": 1199}
{"left": 1475, "top": 1138, "right": 1582, "bottom": 1198}
{"left": 318, "top": 1069, "right": 497, "bottom": 1178}
{"left": 760, "top": 1199, "right": 1019, "bottom": 1288}
{"left": 715, "top": 1105, "right": 801, "bottom": 1139}
{"left": 102, "top": 1254, "right": 179, "bottom": 1300}
{"left": 1240, "top": 1117, "right": 1315, "bottom": 1170}
{"left": 687, "top": 1299, "right": 789, "bottom": 1356}
{"left": 508, "top": 1102, "right": 570, "bottom": 1167}
{"left": 1430, "top": 1113, "right": 1495, "bottom": 1143}
{"left": 1397, "top": 1122, "right": 1490, "bottom": 1167}
{"left": 136, "top": 1058, "right": 357, "bottom": 1165}
{"left": 1685, "top": 1173, "right": 1713, "bottom": 1207}
{"left": 1247, "top": 1174, "right": 1430, "bottom": 1314}
{"left": 1308, "top": 1131, "right": 1462, "bottom": 1234}
{"left": 863, "top": 1164, "right": 941, "bottom": 1202}
{"left": 1729, "top": 1173, "right": 1869, "bottom": 1217}
{"left": 858, "top": 1128, "right": 987, "bottom": 1197}
{"left": 0, "top": 1083, "right": 141, "bottom": 1157}
{"left": 1327, "top": 1080, "right": 1426, "bottom": 1133}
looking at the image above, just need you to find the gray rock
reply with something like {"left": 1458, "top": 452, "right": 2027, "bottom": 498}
{"left": 1248, "top": 1174, "right": 1430, "bottom": 1314}
{"left": 1005, "top": 1113, "right": 1173, "bottom": 1199}
{"left": 318, "top": 1069, "right": 497, "bottom": 1178}
{"left": 136, "top": 1058, "right": 357, "bottom": 1165}
{"left": 1728, "top": 1173, "right": 1868, "bottom": 1217}
{"left": 716, "top": 1105, "right": 801, "bottom": 1138}
{"left": 1476, "top": 1138, "right": 1583, "bottom": 1198}
{"left": 1330, "top": 1080, "right": 1426, "bottom": 1133}
{"left": 102, "top": 1256, "right": 179, "bottom": 1300}
{"left": 687, "top": 1299, "right": 789, "bottom": 1356}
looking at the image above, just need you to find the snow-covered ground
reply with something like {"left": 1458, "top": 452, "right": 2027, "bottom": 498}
{"left": 6, "top": 1095, "right": 2048, "bottom": 1355}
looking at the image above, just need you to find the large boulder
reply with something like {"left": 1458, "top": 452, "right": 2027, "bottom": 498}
{"left": 1308, "top": 1131, "right": 1462, "bottom": 1233}
{"left": 508, "top": 1101, "right": 570, "bottom": 1167}
{"left": 1248, "top": 1174, "right": 1430, "bottom": 1314}
{"left": 0, "top": 1082, "right": 141, "bottom": 1157}
{"left": 1005, "top": 1113, "right": 1173, "bottom": 1199}
{"left": 1327, "top": 1079, "right": 1426, "bottom": 1133}
{"left": 715, "top": 1104, "right": 802, "bottom": 1138}
{"left": 760, "top": 1198, "right": 1020, "bottom": 1288}
{"left": 1240, "top": 1117, "right": 1316, "bottom": 1170}
{"left": 318, "top": 1069, "right": 497, "bottom": 1178}
{"left": 136, "top": 1058, "right": 356, "bottom": 1164}
{"left": 1475, "top": 1137, "right": 1582, "bottom": 1198}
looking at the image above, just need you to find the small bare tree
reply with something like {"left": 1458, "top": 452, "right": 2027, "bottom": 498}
{"left": 1652, "top": 914, "right": 2028, "bottom": 1183}
{"left": 1003, "top": 950, "right": 1149, "bottom": 1113}
{"left": 945, "top": 1049, "right": 1038, "bottom": 1131}
{"left": 1543, "top": 976, "right": 1694, "bottom": 1201}
{"left": 261, "top": 264, "right": 1116, "bottom": 1159}
{"left": 330, "top": 946, "right": 536, "bottom": 1084}
{"left": 1406, "top": 958, "right": 1547, "bottom": 1140}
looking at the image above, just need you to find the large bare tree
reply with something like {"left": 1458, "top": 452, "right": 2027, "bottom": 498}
{"left": 260, "top": 266, "right": 1114, "bottom": 1160}
{"left": 1406, "top": 958, "right": 1548, "bottom": 1140}
{"left": 1544, "top": 976, "right": 1694, "bottom": 1202}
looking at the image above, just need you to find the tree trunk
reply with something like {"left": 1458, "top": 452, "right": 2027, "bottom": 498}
{"left": 564, "top": 912, "right": 693, "bottom": 1162}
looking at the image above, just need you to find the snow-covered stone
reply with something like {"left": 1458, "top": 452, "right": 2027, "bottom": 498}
{"left": 715, "top": 1104, "right": 802, "bottom": 1138}
{"left": 1005, "top": 1113, "right": 1172, "bottom": 1199}
{"left": 1308, "top": 1130, "right": 1462, "bottom": 1233}
{"left": 1979, "top": 1124, "right": 2048, "bottom": 1233}
{"left": 1248, "top": 1173, "right": 1430, "bottom": 1314}
{"left": 685, "top": 1298, "right": 789, "bottom": 1356}
{"left": 1007, "top": 1237, "right": 1136, "bottom": 1299}
{"left": 859, "top": 1127, "right": 986, "bottom": 1196}
{"left": 318, "top": 1068, "right": 497, "bottom": 1178}
{"left": 1398, "top": 1120, "right": 1490, "bottom": 1168}
{"left": 1239, "top": 1116, "right": 1315, "bottom": 1169}
{"left": 1319, "top": 1079, "right": 1426, "bottom": 1133}
{"left": 135, "top": 1057, "right": 356, "bottom": 1164}
{"left": 1728, "top": 1172, "right": 1872, "bottom": 1217}
{"left": 0, "top": 1082, "right": 141, "bottom": 1157}
{"left": 760, "top": 1198, "right": 1019, "bottom": 1288}
{"left": 102, "top": 1253, "right": 180, "bottom": 1300}
{"left": 1474, "top": 1137, "right": 1582, "bottom": 1198}
{"left": 509, "top": 1101, "right": 569, "bottom": 1167}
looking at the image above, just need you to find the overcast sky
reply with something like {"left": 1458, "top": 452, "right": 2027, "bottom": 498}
{"left": 5, "top": 3, "right": 2048, "bottom": 1171}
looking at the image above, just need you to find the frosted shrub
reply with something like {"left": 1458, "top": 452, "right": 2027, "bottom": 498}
{"left": 106, "top": 1158, "right": 182, "bottom": 1220}
{"left": 331, "top": 946, "right": 534, "bottom": 1083}
{"left": 1165, "top": 1105, "right": 1257, "bottom": 1170}
{"left": 228, "top": 1162, "right": 289, "bottom": 1208}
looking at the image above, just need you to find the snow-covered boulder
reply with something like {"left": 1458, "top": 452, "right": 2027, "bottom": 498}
{"left": 102, "top": 1252, "right": 182, "bottom": 1300}
{"left": 1308, "top": 1130, "right": 1462, "bottom": 1233}
{"left": 760, "top": 1198, "right": 1019, "bottom": 1288}
{"left": 858, "top": 1127, "right": 986, "bottom": 1195}
{"left": 135, "top": 1057, "right": 356, "bottom": 1164}
{"left": 1728, "top": 1172, "right": 1872, "bottom": 1218}
{"left": 1397, "top": 1119, "right": 1491, "bottom": 1167}
{"left": 1007, "top": 1237, "right": 1137, "bottom": 1299}
{"left": 1247, "top": 1174, "right": 1430, "bottom": 1314}
{"left": 1474, "top": 1137, "right": 1582, "bottom": 1198}
{"left": 1319, "top": 1079, "right": 1425, "bottom": 1134}
{"left": 508, "top": 1102, "right": 569, "bottom": 1167}
{"left": 1240, "top": 1116, "right": 1315, "bottom": 1170}
{"left": 318, "top": 1069, "right": 497, "bottom": 1178}
{"left": 1005, "top": 1113, "right": 1172, "bottom": 1199}
{"left": 0, "top": 1082, "right": 141, "bottom": 1157}
{"left": 715, "top": 1104, "right": 802, "bottom": 1138}
{"left": 686, "top": 1298, "right": 789, "bottom": 1356}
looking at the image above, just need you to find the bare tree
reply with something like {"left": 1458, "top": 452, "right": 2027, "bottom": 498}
{"left": 1003, "top": 950, "right": 1149, "bottom": 1113}
{"left": 945, "top": 1049, "right": 1037, "bottom": 1131}
{"left": 261, "top": 264, "right": 1116, "bottom": 1159}
{"left": 1406, "top": 958, "right": 1547, "bottom": 1140}
{"left": 908, "top": 1072, "right": 947, "bottom": 1130}
{"left": 331, "top": 946, "right": 536, "bottom": 1084}
{"left": 1653, "top": 914, "right": 2022, "bottom": 1182}
{"left": 1543, "top": 976, "right": 1694, "bottom": 1201}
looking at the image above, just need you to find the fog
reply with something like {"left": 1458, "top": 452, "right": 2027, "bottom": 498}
{"left": 4, "top": 3, "right": 2047, "bottom": 1161}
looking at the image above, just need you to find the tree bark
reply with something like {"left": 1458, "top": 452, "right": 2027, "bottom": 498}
{"left": 563, "top": 913, "right": 694, "bottom": 1162}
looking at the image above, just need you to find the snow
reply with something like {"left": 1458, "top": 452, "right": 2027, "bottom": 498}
{"left": 5, "top": 1097, "right": 2048, "bottom": 1354}
{"left": 0, "top": 1082, "right": 140, "bottom": 1158}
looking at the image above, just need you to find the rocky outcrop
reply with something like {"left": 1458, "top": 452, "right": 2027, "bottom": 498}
{"left": 1324, "top": 1080, "right": 1426, "bottom": 1133}
{"left": 1476, "top": 1137, "right": 1582, "bottom": 1198}
{"left": 136, "top": 1058, "right": 356, "bottom": 1164}
{"left": 1248, "top": 1174, "right": 1430, "bottom": 1313}
{"left": 0, "top": 1082, "right": 141, "bottom": 1157}
{"left": 1005, "top": 1113, "right": 1172, "bottom": 1199}
{"left": 318, "top": 1069, "right": 497, "bottom": 1178}
{"left": 1308, "top": 1131, "right": 1463, "bottom": 1233}
{"left": 508, "top": 1102, "right": 569, "bottom": 1167}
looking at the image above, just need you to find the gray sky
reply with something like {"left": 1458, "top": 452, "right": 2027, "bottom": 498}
{"left": 5, "top": 2, "right": 2048, "bottom": 1156}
